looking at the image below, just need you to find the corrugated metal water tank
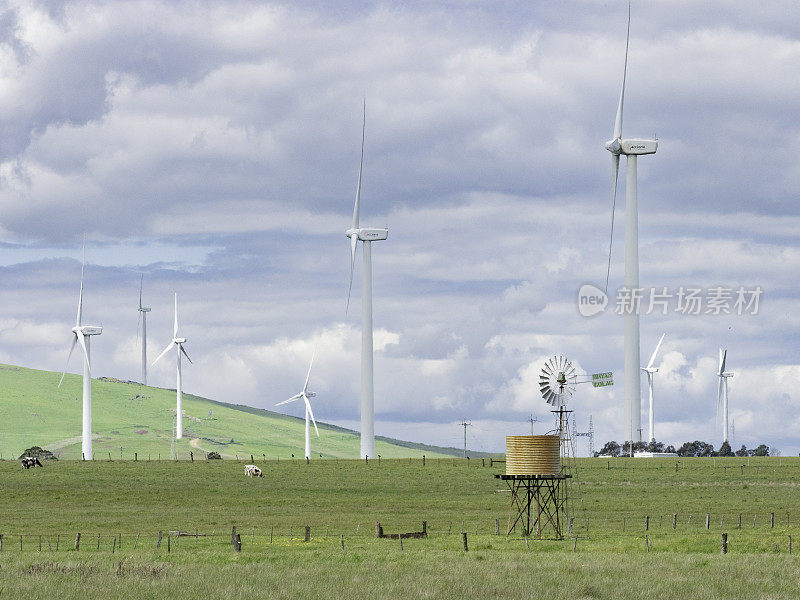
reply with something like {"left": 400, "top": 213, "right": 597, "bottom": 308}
{"left": 506, "top": 435, "right": 560, "bottom": 475}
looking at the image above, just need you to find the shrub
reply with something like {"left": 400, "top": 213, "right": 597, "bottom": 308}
{"left": 18, "top": 446, "right": 57, "bottom": 461}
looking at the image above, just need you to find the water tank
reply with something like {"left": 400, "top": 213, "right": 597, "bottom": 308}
{"left": 506, "top": 435, "right": 560, "bottom": 475}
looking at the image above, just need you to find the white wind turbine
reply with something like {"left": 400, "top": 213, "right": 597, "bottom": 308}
{"left": 717, "top": 349, "right": 734, "bottom": 444}
{"left": 137, "top": 275, "right": 151, "bottom": 386}
{"left": 603, "top": 3, "right": 658, "bottom": 448}
{"left": 345, "top": 102, "right": 388, "bottom": 460}
{"left": 152, "top": 293, "right": 192, "bottom": 439}
{"left": 58, "top": 244, "right": 102, "bottom": 460}
{"left": 275, "top": 349, "right": 319, "bottom": 460}
{"left": 641, "top": 332, "right": 665, "bottom": 443}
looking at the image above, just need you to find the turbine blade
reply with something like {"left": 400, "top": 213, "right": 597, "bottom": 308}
{"left": 276, "top": 393, "right": 303, "bottom": 407}
{"left": 139, "top": 273, "right": 143, "bottom": 310}
{"left": 77, "top": 243, "right": 85, "bottom": 327}
{"left": 604, "top": 153, "right": 620, "bottom": 294}
{"left": 173, "top": 293, "right": 179, "bottom": 338}
{"left": 302, "top": 347, "right": 316, "bottom": 393}
{"left": 613, "top": 1, "right": 630, "bottom": 140}
{"left": 180, "top": 344, "right": 192, "bottom": 364}
{"left": 58, "top": 335, "right": 79, "bottom": 388}
{"left": 346, "top": 234, "right": 358, "bottom": 313}
{"left": 152, "top": 341, "right": 175, "bottom": 366}
{"left": 646, "top": 333, "right": 666, "bottom": 369}
{"left": 303, "top": 393, "right": 319, "bottom": 436}
{"left": 76, "top": 333, "right": 90, "bottom": 377}
{"left": 352, "top": 99, "right": 365, "bottom": 230}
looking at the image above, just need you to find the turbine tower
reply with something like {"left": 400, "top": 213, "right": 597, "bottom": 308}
{"left": 152, "top": 293, "right": 192, "bottom": 439}
{"left": 717, "top": 349, "right": 734, "bottom": 444}
{"left": 137, "top": 275, "right": 151, "bottom": 385}
{"left": 58, "top": 244, "right": 102, "bottom": 460}
{"left": 275, "top": 349, "right": 319, "bottom": 460}
{"left": 345, "top": 102, "right": 388, "bottom": 459}
{"left": 604, "top": 3, "right": 658, "bottom": 448}
{"left": 641, "top": 333, "right": 665, "bottom": 443}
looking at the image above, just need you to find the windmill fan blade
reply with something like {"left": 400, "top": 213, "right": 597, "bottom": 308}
{"left": 276, "top": 393, "right": 303, "bottom": 407}
{"left": 180, "top": 344, "right": 192, "bottom": 364}
{"left": 303, "top": 394, "right": 319, "bottom": 436}
{"left": 77, "top": 249, "right": 85, "bottom": 328}
{"left": 613, "top": 1, "right": 630, "bottom": 140}
{"left": 173, "top": 293, "right": 179, "bottom": 338}
{"left": 58, "top": 335, "right": 79, "bottom": 388}
{"left": 720, "top": 349, "right": 727, "bottom": 374}
{"left": 152, "top": 341, "right": 174, "bottom": 366}
{"left": 139, "top": 274, "right": 143, "bottom": 310}
{"left": 303, "top": 347, "right": 316, "bottom": 393}
{"left": 647, "top": 333, "right": 666, "bottom": 369}
{"left": 346, "top": 235, "right": 358, "bottom": 314}
{"left": 604, "top": 153, "right": 620, "bottom": 294}
{"left": 76, "top": 333, "right": 91, "bottom": 377}
{"left": 352, "top": 99, "right": 365, "bottom": 231}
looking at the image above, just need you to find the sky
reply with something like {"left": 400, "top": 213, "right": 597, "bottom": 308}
{"left": 0, "top": 0, "right": 798, "bottom": 455}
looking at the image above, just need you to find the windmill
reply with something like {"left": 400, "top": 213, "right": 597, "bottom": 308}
{"left": 603, "top": 3, "right": 658, "bottom": 448}
{"left": 58, "top": 243, "right": 102, "bottom": 460}
{"left": 276, "top": 349, "right": 319, "bottom": 460}
{"left": 641, "top": 333, "right": 665, "bottom": 443}
{"left": 345, "top": 101, "right": 388, "bottom": 459}
{"left": 717, "top": 349, "right": 734, "bottom": 444}
{"left": 152, "top": 293, "right": 192, "bottom": 439}
{"left": 137, "top": 275, "right": 151, "bottom": 385}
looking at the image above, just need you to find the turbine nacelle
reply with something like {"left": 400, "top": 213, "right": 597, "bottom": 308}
{"left": 346, "top": 227, "right": 389, "bottom": 242}
{"left": 73, "top": 325, "right": 103, "bottom": 336}
{"left": 641, "top": 367, "right": 658, "bottom": 374}
{"left": 721, "top": 372, "right": 734, "bottom": 378}
{"left": 139, "top": 306, "right": 151, "bottom": 313}
{"left": 174, "top": 337, "right": 187, "bottom": 344}
{"left": 605, "top": 138, "right": 658, "bottom": 155}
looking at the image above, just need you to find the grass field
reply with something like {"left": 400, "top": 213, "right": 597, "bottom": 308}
{"left": 2, "top": 456, "right": 800, "bottom": 598}
{"left": 0, "top": 364, "right": 467, "bottom": 460}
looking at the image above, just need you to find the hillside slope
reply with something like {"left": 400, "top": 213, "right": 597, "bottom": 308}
{"left": 0, "top": 364, "right": 476, "bottom": 460}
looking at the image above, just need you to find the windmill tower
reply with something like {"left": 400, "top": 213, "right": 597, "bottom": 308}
{"left": 275, "top": 349, "right": 320, "bottom": 460}
{"left": 137, "top": 275, "right": 151, "bottom": 385}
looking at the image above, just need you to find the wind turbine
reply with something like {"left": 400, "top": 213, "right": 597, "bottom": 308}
{"left": 641, "top": 332, "right": 665, "bottom": 443}
{"left": 152, "top": 293, "right": 192, "bottom": 439}
{"left": 137, "top": 275, "right": 151, "bottom": 386}
{"left": 345, "top": 101, "right": 388, "bottom": 459}
{"left": 58, "top": 244, "right": 102, "bottom": 461}
{"left": 275, "top": 349, "right": 319, "bottom": 460}
{"left": 717, "top": 349, "right": 734, "bottom": 444}
{"left": 603, "top": 3, "right": 658, "bottom": 448}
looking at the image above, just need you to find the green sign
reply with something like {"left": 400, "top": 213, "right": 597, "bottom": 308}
{"left": 592, "top": 372, "right": 614, "bottom": 388}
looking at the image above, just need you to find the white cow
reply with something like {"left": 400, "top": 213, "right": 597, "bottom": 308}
{"left": 244, "top": 464, "right": 262, "bottom": 478}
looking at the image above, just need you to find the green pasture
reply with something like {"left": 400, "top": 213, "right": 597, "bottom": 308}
{"left": 0, "top": 364, "right": 460, "bottom": 460}
{"left": 2, "top": 457, "right": 800, "bottom": 598}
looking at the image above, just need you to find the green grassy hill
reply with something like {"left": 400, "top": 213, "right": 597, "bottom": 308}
{"left": 0, "top": 364, "right": 472, "bottom": 460}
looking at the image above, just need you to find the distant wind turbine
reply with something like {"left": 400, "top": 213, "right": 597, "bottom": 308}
{"left": 603, "top": 2, "right": 658, "bottom": 447}
{"left": 152, "top": 293, "right": 192, "bottom": 439}
{"left": 345, "top": 101, "right": 388, "bottom": 460}
{"left": 137, "top": 275, "right": 151, "bottom": 385}
{"left": 641, "top": 333, "right": 665, "bottom": 443}
{"left": 275, "top": 349, "right": 319, "bottom": 460}
{"left": 58, "top": 243, "right": 102, "bottom": 460}
{"left": 717, "top": 349, "right": 734, "bottom": 444}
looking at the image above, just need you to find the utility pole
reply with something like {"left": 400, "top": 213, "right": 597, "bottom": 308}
{"left": 528, "top": 415, "right": 539, "bottom": 435}
{"left": 574, "top": 415, "right": 595, "bottom": 457}
{"left": 459, "top": 419, "right": 472, "bottom": 459}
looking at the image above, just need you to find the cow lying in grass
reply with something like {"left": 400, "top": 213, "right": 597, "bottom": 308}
{"left": 21, "top": 456, "right": 43, "bottom": 469}
{"left": 244, "top": 464, "right": 262, "bottom": 478}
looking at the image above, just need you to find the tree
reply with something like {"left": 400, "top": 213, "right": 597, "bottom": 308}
{"left": 677, "top": 441, "right": 715, "bottom": 457}
{"left": 646, "top": 440, "right": 665, "bottom": 453}
{"left": 665, "top": 445, "right": 676, "bottom": 454}
{"left": 596, "top": 441, "right": 621, "bottom": 457}
{"left": 717, "top": 441, "right": 734, "bottom": 457}
{"left": 750, "top": 444, "right": 770, "bottom": 457}
{"left": 735, "top": 445, "right": 748, "bottom": 457}
{"left": 18, "top": 446, "right": 57, "bottom": 461}
{"left": 621, "top": 441, "right": 647, "bottom": 455}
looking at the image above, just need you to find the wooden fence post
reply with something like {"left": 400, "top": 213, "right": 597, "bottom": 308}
{"left": 157, "top": 530, "right": 162, "bottom": 548}
{"left": 705, "top": 514, "right": 710, "bottom": 530}
{"left": 645, "top": 516, "right": 649, "bottom": 531}
{"left": 771, "top": 512, "right": 775, "bottom": 528}
{"left": 134, "top": 533, "right": 140, "bottom": 549}
{"left": 0, "top": 534, "right": 3, "bottom": 552}
{"left": 721, "top": 532, "right": 728, "bottom": 554}
{"left": 167, "top": 534, "right": 170, "bottom": 553}
{"left": 233, "top": 534, "right": 241, "bottom": 552}
{"left": 135, "top": 452, "right": 137, "bottom": 461}
{"left": 423, "top": 455, "right": 425, "bottom": 466}
{"left": 738, "top": 514, "right": 742, "bottom": 528}
{"left": 753, "top": 514, "right": 757, "bottom": 528}
{"left": 97, "top": 533, "right": 100, "bottom": 550}
{"left": 341, "top": 534, "right": 345, "bottom": 550}
{"left": 462, "top": 532, "right": 468, "bottom": 552}
{"left": 304, "top": 526, "right": 311, "bottom": 542}
{"left": 673, "top": 514, "right": 677, "bottom": 529}
{"left": 75, "top": 533, "right": 81, "bottom": 551}
{"left": 790, "top": 535, "right": 793, "bottom": 555}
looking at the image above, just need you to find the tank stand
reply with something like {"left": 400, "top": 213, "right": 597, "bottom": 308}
{"left": 495, "top": 473, "right": 571, "bottom": 539}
